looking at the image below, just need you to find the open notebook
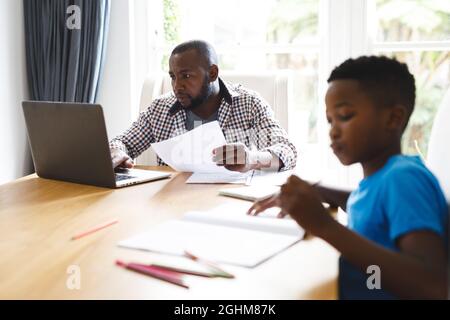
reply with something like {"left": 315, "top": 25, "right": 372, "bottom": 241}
{"left": 118, "top": 205, "right": 305, "bottom": 268}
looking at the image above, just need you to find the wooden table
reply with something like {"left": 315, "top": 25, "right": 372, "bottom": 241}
{"left": 0, "top": 167, "right": 338, "bottom": 299}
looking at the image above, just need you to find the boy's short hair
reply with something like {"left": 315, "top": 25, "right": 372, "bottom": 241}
{"left": 328, "top": 56, "right": 416, "bottom": 128}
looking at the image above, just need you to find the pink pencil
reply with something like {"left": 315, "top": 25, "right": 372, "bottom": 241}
{"left": 71, "top": 218, "right": 119, "bottom": 240}
{"left": 116, "top": 260, "right": 189, "bottom": 289}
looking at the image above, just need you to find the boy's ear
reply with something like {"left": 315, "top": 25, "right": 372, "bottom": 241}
{"left": 386, "top": 104, "right": 408, "bottom": 131}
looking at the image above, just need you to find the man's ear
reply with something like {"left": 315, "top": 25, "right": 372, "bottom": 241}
{"left": 387, "top": 104, "right": 408, "bottom": 131}
{"left": 209, "top": 64, "right": 219, "bottom": 82}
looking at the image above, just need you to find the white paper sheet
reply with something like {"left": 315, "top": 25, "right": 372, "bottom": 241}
{"left": 183, "top": 207, "right": 303, "bottom": 237}
{"left": 185, "top": 169, "right": 295, "bottom": 185}
{"left": 151, "top": 121, "right": 230, "bottom": 173}
{"left": 249, "top": 169, "right": 294, "bottom": 186}
{"left": 186, "top": 172, "right": 249, "bottom": 184}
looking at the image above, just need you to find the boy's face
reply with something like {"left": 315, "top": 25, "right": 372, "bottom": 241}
{"left": 325, "top": 80, "right": 391, "bottom": 166}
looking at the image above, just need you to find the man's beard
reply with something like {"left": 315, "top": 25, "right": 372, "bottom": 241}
{"left": 185, "top": 76, "right": 213, "bottom": 111}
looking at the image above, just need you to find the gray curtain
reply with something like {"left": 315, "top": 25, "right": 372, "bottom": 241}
{"left": 23, "top": 0, "right": 110, "bottom": 103}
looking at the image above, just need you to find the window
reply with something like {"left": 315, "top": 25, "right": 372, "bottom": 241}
{"left": 371, "top": 0, "right": 450, "bottom": 157}
{"left": 143, "top": 0, "right": 450, "bottom": 186}
{"left": 152, "top": 0, "right": 321, "bottom": 147}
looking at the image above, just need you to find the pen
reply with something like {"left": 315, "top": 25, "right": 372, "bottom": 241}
{"left": 245, "top": 170, "right": 255, "bottom": 186}
{"left": 71, "top": 218, "right": 119, "bottom": 240}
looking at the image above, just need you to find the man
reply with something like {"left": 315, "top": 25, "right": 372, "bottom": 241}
{"left": 110, "top": 40, "right": 297, "bottom": 172}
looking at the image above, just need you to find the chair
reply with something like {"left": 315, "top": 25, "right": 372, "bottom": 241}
{"left": 427, "top": 88, "right": 450, "bottom": 202}
{"left": 426, "top": 87, "right": 450, "bottom": 299}
{"left": 136, "top": 71, "right": 293, "bottom": 165}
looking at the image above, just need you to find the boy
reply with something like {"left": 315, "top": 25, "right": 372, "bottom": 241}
{"left": 248, "top": 56, "right": 448, "bottom": 299}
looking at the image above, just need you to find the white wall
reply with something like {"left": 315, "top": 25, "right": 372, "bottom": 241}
{"left": 97, "top": 0, "right": 158, "bottom": 140}
{"left": 97, "top": 0, "right": 135, "bottom": 140}
{"left": 0, "top": 0, "right": 32, "bottom": 185}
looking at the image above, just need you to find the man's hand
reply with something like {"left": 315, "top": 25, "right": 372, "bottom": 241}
{"left": 111, "top": 148, "right": 134, "bottom": 169}
{"left": 212, "top": 143, "right": 275, "bottom": 173}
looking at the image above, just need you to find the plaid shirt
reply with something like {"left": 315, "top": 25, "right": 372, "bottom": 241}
{"left": 110, "top": 79, "right": 297, "bottom": 170}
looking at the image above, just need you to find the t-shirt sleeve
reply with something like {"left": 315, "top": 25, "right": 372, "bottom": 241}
{"left": 383, "top": 166, "right": 446, "bottom": 243}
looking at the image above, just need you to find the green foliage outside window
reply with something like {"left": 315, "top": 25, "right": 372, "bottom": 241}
{"left": 162, "top": 0, "right": 181, "bottom": 69}
{"left": 159, "top": 0, "right": 449, "bottom": 154}
{"left": 376, "top": 0, "right": 450, "bottom": 156}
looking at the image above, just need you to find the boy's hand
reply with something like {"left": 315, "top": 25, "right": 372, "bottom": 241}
{"left": 279, "top": 175, "right": 335, "bottom": 237}
{"left": 247, "top": 194, "right": 287, "bottom": 218}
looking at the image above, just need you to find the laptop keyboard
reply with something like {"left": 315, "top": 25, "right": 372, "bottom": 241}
{"left": 115, "top": 174, "right": 137, "bottom": 182}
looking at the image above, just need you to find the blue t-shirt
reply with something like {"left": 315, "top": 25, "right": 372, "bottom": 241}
{"left": 339, "top": 155, "right": 448, "bottom": 300}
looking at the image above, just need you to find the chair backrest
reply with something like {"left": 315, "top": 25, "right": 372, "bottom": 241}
{"left": 426, "top": 88, "right": 450, "bottom": 299}
{"left": 136, "top": 71, "right": 293, "bottom": 165}
{"left": 427, "top": 88, "right": 450, "bottom": 202}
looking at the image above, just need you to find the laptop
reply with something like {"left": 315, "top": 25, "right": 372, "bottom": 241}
{"left": 22, "top": 101, "right": 171, "bottom": 188}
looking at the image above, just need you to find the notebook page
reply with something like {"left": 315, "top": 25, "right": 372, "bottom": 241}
{"left": 118, "top": 220, "right": 300, "bottom": 267}
{"left": 182, "top": 205, "right": 304, "bottom": 237}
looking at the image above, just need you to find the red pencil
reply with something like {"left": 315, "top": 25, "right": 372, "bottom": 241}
{"left": 116, "top": 260, "right": 189, "bottom": 289}
{"left": 71, "top": 218, "right": 119, "bottom": 240}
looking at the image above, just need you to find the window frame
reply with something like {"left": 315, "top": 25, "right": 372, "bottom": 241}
{"left": 141, "top": 0, "right": 449, "bottom": 187}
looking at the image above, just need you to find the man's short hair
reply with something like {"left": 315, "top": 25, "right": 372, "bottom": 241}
{"left": 171, "top": 40, "right": 218, "bottom": 67}
{"left": 328, "top": 56, "right": 416, "bottom": 121}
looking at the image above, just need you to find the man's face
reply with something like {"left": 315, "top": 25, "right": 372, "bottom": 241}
{"left": 169, "top": 49, "right": 212, "bottom": 110}
{"left": 325, "top": 80, "right": 390, "bottom": 166}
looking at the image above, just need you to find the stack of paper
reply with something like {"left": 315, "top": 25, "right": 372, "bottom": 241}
{"left": 219, "top": 185, "right": 280, "bottom": 201}
{"left": 185, "top": 172, "right": 249, "bottom": 184}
